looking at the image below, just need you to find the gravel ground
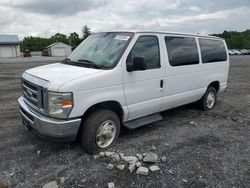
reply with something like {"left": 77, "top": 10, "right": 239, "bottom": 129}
{"left": 0, "top": 56, "right": 249, "bottom": 188}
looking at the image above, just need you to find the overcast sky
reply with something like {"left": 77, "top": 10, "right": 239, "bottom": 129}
{"left": 0, "top": 0, "right": 250, "bottom": 39}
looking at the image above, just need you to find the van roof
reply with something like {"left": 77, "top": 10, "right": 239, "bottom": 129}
{"left": 98, "top": 30, "right": 223, "bottom": 40}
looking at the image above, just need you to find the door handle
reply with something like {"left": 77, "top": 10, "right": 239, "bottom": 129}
{"left": 160, "top": 79, "right": 164, "bottom": 88}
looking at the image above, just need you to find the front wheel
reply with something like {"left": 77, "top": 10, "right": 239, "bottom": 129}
{"left": 198, "top": 86, "right": 217, "bottom": 111}
{"left": 80, "top": 109, "right": 120, "bottom": 154}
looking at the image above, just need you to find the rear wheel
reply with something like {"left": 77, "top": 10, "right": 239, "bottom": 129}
{"left": 199, "top": 86, "right": 217, "bottom": 111}
{"left": 80, "top": 109, "right": 120, "bottom": 154}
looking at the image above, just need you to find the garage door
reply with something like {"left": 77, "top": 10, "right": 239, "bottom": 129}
{"left": 53, "top": 47, "right": 65, "bottom": 56}
{"left": 0, "top": 46, "right": 15, "bottom": 57}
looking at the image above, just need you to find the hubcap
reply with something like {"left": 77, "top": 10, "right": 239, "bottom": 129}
{"left": 96, "top": 120, "right": 117, "bottom": 148}
{"left": 206, "top": 91, "right": 215, "bottom": 109}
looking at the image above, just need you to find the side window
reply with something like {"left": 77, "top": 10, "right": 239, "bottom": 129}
{"left": 127, "top": 36, "right": 160, "bottom": 70}
{"left": 199, "top": 38, "right": 227, "bottom": 63}
{"left": 165, "top": 36, "right": 199, "bottom": 66}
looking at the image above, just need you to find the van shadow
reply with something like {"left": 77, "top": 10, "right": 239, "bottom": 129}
{"left": 119, "top": 99, "right": 223, "bottom": 139}
{"left": 119, "top": 102, "right": 203, "bottom": 137}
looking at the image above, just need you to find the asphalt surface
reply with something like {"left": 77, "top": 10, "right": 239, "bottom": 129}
{"left": 0, "top": 56, "right": 249, "bottom": 188}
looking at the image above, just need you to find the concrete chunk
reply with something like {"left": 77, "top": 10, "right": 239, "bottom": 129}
{"left": 107, "top": 163, "right": 114, "bottom": 170}
{"left": 99, "top": 152, "right": 105, "bottom": 157}
{"left": 152, "top": 145, "right": 157, "bottom": 151}
{"left": 149, "top": 165, "right": 160, "bottom": 172}
{"left": 116, "top": 164, "right": 125, "bottom": 171}
{"left": 108, "top": 182, "right": 115, "bottom": 188}
{"left": 161, "top": 156, "right": 167, "bottom": 162}
{"left": 129, "top": 158, "right": 138, "bottom": 165}
{"left": 105, "top": 151, "right": 115, "bottom": 157}
{"left": 136, "top": 161, "right": 141, "bottom": 168}
{"left": 143, "top": 153, "right": 159, "bottom": 163}
{"left": 189, "top": 121, "right": 197, "bottom": 125}
{"left": 42, "top": 181, "right": 58, "bottom": 188}
{"left": 111, "top": 154, "right": 120, "bottom": 162}
{"left": 128, "top": 161, "right": 136, "bottom": 173}
{"left": 119, "top": 153, "right": 124, "bottom": 159}
{"left": 182, "top": 179, "right": 188, "bottom": 183}
{"left": 136, "top": 153, "right": 143, "bottom": 160}
{"left": 60, "top": 177, "right": 65, "bottom": 184}
{"left": 123, "top": 156, "right": 138, "bottom": 163}
{"left": 136, "top": 167, "right": 149, "bottom": 175}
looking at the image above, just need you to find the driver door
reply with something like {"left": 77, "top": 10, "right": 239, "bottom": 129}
{"left": 122, "top": 35, "right": 164, "bottom": 120}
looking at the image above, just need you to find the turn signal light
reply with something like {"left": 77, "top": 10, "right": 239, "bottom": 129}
{"left": 61, "top": 100, "right": 73, "bottom": 107}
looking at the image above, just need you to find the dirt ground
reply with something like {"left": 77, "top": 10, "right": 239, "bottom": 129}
{"left": 0, "top": 56, "right": 249, "bottom": 188}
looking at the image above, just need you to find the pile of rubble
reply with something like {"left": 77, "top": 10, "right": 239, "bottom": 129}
{"left": 42, "top": 147, "right": 167, "bottom": 188}
{"left": 94, "top": 148, "right": 167, "bottom": 176}
{"left": 93, "top": 148, "right": 167, "bottom": 188}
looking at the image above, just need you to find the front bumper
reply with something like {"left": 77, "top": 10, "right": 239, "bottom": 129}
{"left": 18, "top": 96, "right": 81, "bottom": 141}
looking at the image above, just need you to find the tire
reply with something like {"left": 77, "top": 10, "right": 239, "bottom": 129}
{"left": 198, "top": 86, "right": 217, "bottom": 111}
{"left": 80, "top": 109, "right": 120, "bottom": 154}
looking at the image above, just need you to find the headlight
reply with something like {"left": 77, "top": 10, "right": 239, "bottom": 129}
{"left": 48, "top": 92, "right": 73, "bottom": 119}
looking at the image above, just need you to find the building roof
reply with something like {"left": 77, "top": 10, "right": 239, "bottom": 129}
{"left": 0, "top": 35, "right": 19, "bottom": 45}
{"left": 46, "top": 42, "right": 71, "bottom": 48}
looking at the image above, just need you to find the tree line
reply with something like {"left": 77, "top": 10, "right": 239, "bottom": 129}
{"left": 20, "top": 25, "right": 91, "bottom": 51}
{"left": 20, "top": 27, "right": 250, "bottom": 51}
{"left": 212, "top": 29, "right": 250, "bottom": 49}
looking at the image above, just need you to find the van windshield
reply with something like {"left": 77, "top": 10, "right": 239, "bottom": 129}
{"left": 66, "top": 32, "right": 134, "bottom": 69}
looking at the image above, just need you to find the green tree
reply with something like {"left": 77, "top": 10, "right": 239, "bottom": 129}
{"left": 68, "top": 32, "right": 81, "bottom": 49}
{"left": 212, "top": 29, "right": 250, "bottom": 49}
{"left": 81, "top": 25, "right": 91, "bottom": 40}
{"left": 20, "top": 32, "right": 81, "bottom": 51}
{"left": 20, "top": 36, "right": 52, "bottom": 51}
{"left": 51, "top": 33, "right": 68, "bottom": 44}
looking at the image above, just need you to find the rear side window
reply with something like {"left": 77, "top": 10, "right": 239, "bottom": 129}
{"left": 127, "top": 36, "right": 160, "bottom": 69}
{"left": 165, "top": 36, "right": 199, "bottom": 66}
{"left": 199, "top": 39, "right": 227, "bottom": 63}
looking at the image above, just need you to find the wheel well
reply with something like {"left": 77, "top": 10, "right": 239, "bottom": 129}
{"left": 82, "top": 101, "right": 123, "bottom": 122}
{"left": 76, "top": 101, "right": 123, "bottom": 140}
{"left": 208, "top": 81, "right": 220, "bottom": 92}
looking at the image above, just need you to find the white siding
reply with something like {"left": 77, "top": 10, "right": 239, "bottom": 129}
{"left": 0, "top": 45, "right": 20, "bottom": 57}
{"left": 53, "top": 47, "right": 65, "bottom": 56}
{"left": 16, "top": 45, "right": 21, "bottom": 57}
{"left": 48, "top": 43, "right": 72, "bottom": 57}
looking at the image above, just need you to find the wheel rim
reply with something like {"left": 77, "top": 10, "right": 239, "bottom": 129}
{"left": 96, "top": 120, "right": 117, "bottom": 148}
{"left": 206, "top": 91, "right": 215, "bottom": 109}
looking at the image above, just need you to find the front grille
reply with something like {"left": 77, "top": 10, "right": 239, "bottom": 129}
{"left": 22, "top": 79, "right": 44, "bottom": 111}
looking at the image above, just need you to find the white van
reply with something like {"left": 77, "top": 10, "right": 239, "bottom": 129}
{"left": 18, "top": 31, "right": 229, "bottom": 153}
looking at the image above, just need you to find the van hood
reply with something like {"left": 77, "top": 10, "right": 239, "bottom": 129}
{"left": 25, "top": 62, "right": 102, "bottom": 90}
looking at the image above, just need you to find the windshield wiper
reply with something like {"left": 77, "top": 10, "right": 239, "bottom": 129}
{"left": 77, "top": 59, "right": 106, "bottom": 69}
{"left": 62, "top": 58, "right": 107, "bottom": 69}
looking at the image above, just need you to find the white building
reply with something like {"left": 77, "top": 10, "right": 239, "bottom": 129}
{"left": 0, "top": 35, "right": 20, "bottom": 58}
{"left": 47, "top": 42, "right": 72, "bottom": 57}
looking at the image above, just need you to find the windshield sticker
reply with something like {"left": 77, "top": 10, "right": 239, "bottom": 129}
{"left": 114, "top": 35, "right": 130, "bottom": 41}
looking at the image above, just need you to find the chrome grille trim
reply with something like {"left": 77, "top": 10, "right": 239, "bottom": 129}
{"left": 22, "top": 79, "right": 40, "bottom": 108}
{"left": 22, "top": 83, "right": 38, "bottom": 94}
{"left": 23, "top": 90, "right": 38, "bottom": 103}
{"left": 21, "top": 72, "right": 49, "bottom": 114}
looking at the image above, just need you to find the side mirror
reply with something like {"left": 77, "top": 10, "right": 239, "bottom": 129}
{"left": 127, "top": 57, "right": 146, "bottom": 72}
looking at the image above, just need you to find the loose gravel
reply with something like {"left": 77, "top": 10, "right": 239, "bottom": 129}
{"left": 0, "top": 56, "right": 249, "bottom": 187}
